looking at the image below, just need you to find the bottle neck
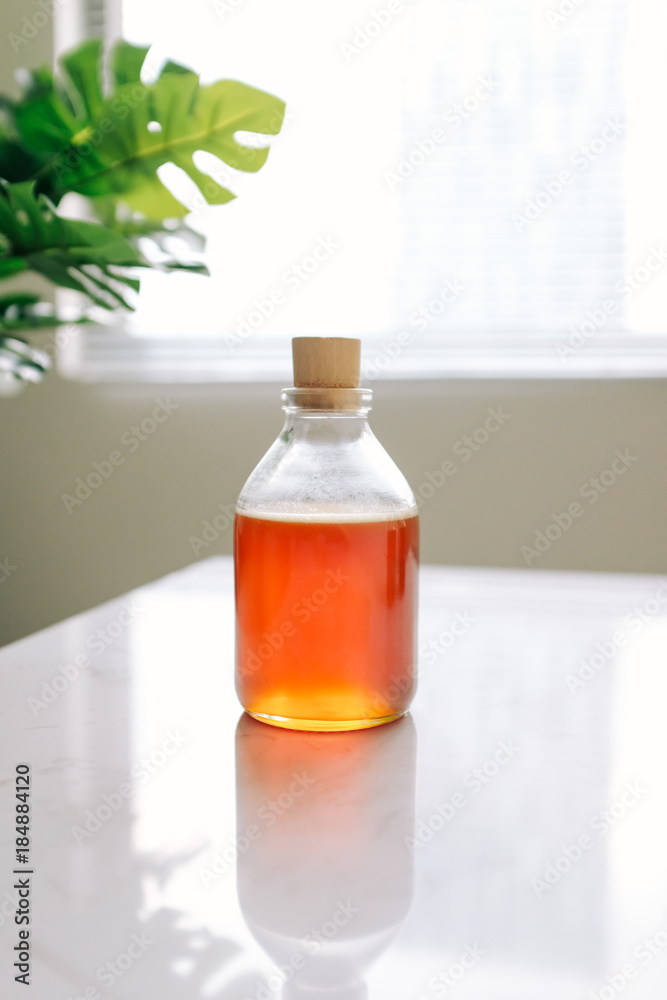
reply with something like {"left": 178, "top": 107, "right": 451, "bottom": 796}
{"left": 281, "top": 409, "right": 371, "bottom": 444}
{"left": 281, "top": 387, "right": 372, "bottom": 442}
{"left": 281, "top": 387, "right": 372, "bottom": 413}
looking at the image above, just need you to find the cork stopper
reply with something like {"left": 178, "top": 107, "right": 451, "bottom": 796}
{"left": 292, "top": 337, "right": 361, "bottom": 389}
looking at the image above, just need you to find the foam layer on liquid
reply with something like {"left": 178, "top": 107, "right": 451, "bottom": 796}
{"left": 235, "top": 506, "right": 418, "bottom": 524}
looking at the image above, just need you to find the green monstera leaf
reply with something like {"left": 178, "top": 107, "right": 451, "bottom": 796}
{"left": 0, "top": 180, "right": 148, "bottom": 310}
{"left": 0, "top": 291, "right": 90, "bottom": 333}
{"left": 10, "top": 38, "right": 285, "bottom": 218}
{"left": 0, "top": 100, "right": 48, "bottom": 183}
{"left": 0, "top": 39, "right": 284, "bottom": 348}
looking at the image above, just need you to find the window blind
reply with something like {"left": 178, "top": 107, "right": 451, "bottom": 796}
{"left": 84, "top": 0, "right": 665, "bottom": 356}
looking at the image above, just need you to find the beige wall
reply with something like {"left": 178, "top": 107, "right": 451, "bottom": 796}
{"left": 1, "top": 372, "right": 665, "bottom": 646}
{"left": 0, "top": 2, "right": 54, "bottom": 94}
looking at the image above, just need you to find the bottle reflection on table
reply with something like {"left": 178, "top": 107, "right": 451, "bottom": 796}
{"left": 235, "top": 713, "right": 417, "bottom": 999}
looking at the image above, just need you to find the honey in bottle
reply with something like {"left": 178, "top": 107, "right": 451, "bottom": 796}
{"left": 234, "top": 337, "right": 419, "bottom": 732}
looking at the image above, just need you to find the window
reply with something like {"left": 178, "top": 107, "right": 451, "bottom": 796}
{"left": 56, "top": 0, "right": 667, "bottom": 379}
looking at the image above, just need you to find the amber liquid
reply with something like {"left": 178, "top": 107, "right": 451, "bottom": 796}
{"left": 234, "top": 511, "right": 419, "bottom": 731}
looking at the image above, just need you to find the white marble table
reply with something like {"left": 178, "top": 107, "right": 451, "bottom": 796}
{"left": 1, "top": 557, "right": 667, "bottom": 1000}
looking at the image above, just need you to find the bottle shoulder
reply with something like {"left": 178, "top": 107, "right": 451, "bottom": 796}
{"left": 237, "top": 422, "right": 417, "bottom": 519}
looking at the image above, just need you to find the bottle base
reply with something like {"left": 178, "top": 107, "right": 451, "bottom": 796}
{"left": 245, "top": 709, "right": 407, "bottom": 732}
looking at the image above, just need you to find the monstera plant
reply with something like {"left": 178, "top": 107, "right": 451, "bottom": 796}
{"left": 0, "top": 38, "right": 284, "bottom": 390}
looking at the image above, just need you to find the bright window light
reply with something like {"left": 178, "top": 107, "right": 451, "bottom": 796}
{"left": 121, "top": 0, "right": 403, "bottom": 339}
{"left": 51, "top": 0, "right": 667, "bottom": 379}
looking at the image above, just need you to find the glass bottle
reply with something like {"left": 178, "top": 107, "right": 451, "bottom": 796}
{"left": 234, "top": 337, "right": 419, "bottom": 731}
